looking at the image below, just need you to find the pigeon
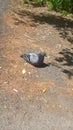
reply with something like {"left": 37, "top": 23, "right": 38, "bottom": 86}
{"left": 21, "top": 52, "right": 46, "bottom": 67}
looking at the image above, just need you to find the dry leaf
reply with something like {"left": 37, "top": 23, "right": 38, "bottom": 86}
{"left": 42, "top": 88, "right": 47, "bottom": 93}
{"left": 13, "top": 89, "right": 18, "bottom": 92}
{"left": 28, "top": 95, "right": 32, "bottom": 99}
{"left": 22, "top": 69, "right": 26, "bottom": 74}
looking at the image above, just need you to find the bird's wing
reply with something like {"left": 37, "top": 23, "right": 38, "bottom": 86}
{"left": 38, "top": 53, "right": 44, "bottom": 62}
{"left": 30, "top": 53, "right": 39, "bottom": 64}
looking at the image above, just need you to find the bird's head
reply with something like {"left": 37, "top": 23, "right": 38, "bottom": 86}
{"left": 40, "top": 52, "right": 47, "bottom": 57}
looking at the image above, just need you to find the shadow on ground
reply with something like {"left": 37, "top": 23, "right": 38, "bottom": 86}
{"left": 14, "top": 5, "right": 73, "bottom": 44}
{"left": 52, "top": 47, "right": 73, "bottom": 79}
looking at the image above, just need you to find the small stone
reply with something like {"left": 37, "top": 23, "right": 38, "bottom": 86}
{"left": 25, "top": 78, "right": 27, "bottom": 81}
{"left": 58, "top": 105, "right": 62, "bottom": 108}
{"left": 28, "top": 72, "right": 31, "bottom": 75}
{"left": 4, "top": 81, "right": 8, "bottom": 84}
{"left": 50, "top": 88, "right": 56, "bottom": 94}
{"left": 24, "top": 63, "right": 27, "bottom": 66}
{"left": 36, "top": 75, "right": 39, "bottom": 78}
{"left": 4, "top": 105, "right": 7, "bottom": 109}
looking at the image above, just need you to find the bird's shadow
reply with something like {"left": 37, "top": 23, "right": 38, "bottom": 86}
{"left": 34, "top": 63, "right": 50, "bottom": 68}
{"left": 26, "top": 61, "right": 49, "bottom": 68}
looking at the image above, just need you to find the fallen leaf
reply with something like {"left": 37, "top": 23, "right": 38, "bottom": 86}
{"left": 28, "top": 95, "right": 32, "bottom": 99}
{"left": 22, "top": 69, "right": 26, "bottom": 74}
{"left": 13, "top": 89, "right": 18, "bottom": 93}
{"left": 42, "top": 88, "right": 47, "bottom": 93}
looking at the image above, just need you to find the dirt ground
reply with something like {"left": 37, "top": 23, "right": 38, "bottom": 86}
{"left": 0, "top": 0, "right": 73, "bottom": 130}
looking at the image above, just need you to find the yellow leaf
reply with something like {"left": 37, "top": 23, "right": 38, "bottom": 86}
{"left": 28, "top": 95, "right": 32, "bottom": 99}
{"left": 42, "top": 88, "right": 47, "bottom": 93}
{"left": 22, "top": 69, "right": 26, "bottom": 74}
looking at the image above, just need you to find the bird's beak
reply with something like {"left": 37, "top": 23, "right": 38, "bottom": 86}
{"left": 20, "top": 55, "right": 23, "bottom": 58}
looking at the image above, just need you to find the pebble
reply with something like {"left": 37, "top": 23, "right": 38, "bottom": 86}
{"left": 4, "top": 81, "right": 8, "bottom": 84}
{"left": 28, "top": 72, "right": 31, "bottom": 74}
{"left": 4, "top": 105, "right": 7, "bottom": 109}
{"left": 49, "top": 88, "right": 56, "bottom": 94}
{"left": 25, "top": 78, "right": 27, "bottom": 81}
{"left": 36, "top": 75, "right": 39, "bottom": 78}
